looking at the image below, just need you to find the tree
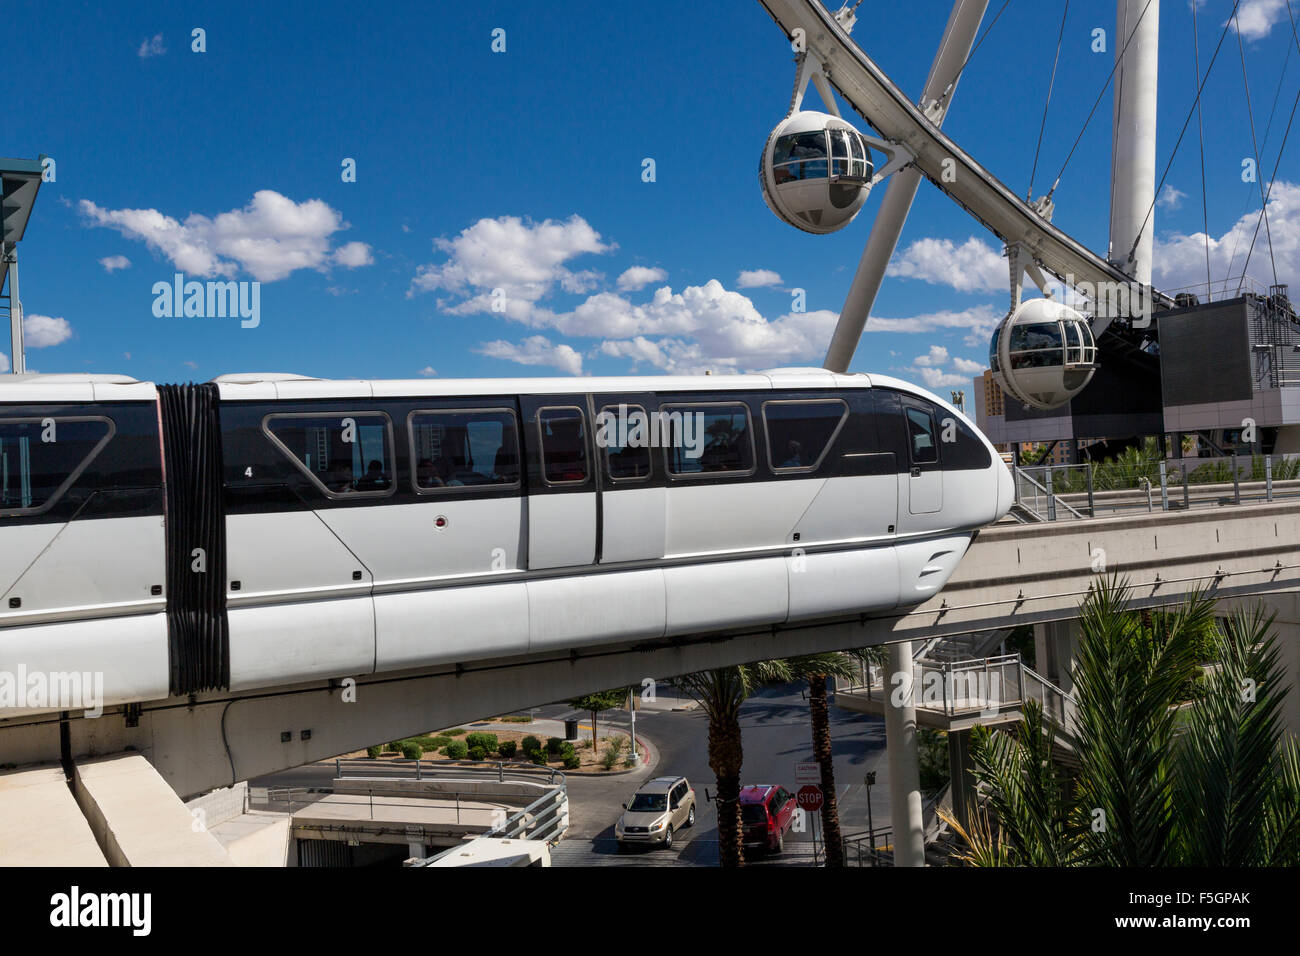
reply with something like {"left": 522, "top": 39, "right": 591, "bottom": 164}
{"left": 943, "top": 576, "right": 1300, "bottom": 866}
{"left": 676, "top": 661, "right": 793, "bottom": 867}
{"left": 786, "top": 653, "right": 858, "bottom": 867}
{"left": 566, "top": 688, "right": 628, "bottom": 749}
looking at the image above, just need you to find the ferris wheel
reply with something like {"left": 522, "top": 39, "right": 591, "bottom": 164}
{"left": 755, "top": 0, "right": 1287, "bottom": 412}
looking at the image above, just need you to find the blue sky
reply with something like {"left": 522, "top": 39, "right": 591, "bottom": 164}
{"left": 6, "top": 0, "right": 1300, "bottom": 393}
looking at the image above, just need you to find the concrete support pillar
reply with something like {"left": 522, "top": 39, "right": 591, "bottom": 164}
{"left": 946, "top": 728, "right": 976, "bottom": 833}
{"left": 1034, "top": 619, "right": 1079, "bottom": 695}
{"left": 407, "top": 841, "right": 425, "bottom": 860}
{"left": 885, "top": 640, "right": 925, "bottom": 866}
{"left": 1250, "top": 591, "right": 1300, "bottom": 739}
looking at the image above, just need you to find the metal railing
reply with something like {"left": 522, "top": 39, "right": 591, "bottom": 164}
{"left": 250, "top": 762, "right": 568, "bottom": 845}
{"left": 842, "top": 827, "right": 894, "bottom": 867}
{"left": 334, "top": 757, "right": 565, "bottom": 786}
{"left": 1012, "top": 453, "right": 1300, "bottom": 521}
{"left": 842, "top": 653, "right": 1079, "bottom": 734}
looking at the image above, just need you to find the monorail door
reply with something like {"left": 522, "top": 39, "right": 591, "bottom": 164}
{"left": 521, "top": 396, "right": 597, "bottom": 569}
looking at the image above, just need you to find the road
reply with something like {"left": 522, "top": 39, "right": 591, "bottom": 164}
{"left": 251, "top": 679, "right": 894, "bottom": 866}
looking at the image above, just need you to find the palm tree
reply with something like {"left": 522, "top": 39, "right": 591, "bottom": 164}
{"left": 676, "top": 660, "right": 792, "bottom": 867}
{"left": 942, "top": 576, "right": 1300, "bottom": 866}
{"left": 787, "top": 652, "right": 859, "bottom": 867}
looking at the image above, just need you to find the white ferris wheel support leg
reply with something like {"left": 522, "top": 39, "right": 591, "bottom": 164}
{"left": 822, "top": 0, "right": 990, "bottom": 376}
{"left": 818, "top": 0, "right": 988, "bottom": 870}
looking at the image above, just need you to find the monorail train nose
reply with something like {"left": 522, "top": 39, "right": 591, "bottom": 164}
{"left": 995, "top": 457, "right": 1015, "bottom": 520}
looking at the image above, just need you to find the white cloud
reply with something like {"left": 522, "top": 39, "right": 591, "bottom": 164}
{"left": 616, "top": 266, "right": 668, "bottom": 291}
{"left": 79, "top": 190, "right": 374, "bottom": 282}
{"left": 410, "top": 215, "right": 612, "bottom": 302}
{"left": 736, "top": 268, "right": 783, "bottom": 289}
{"left": 331, "top": 241, "right": 373, "bottom": 268}
{"left": 138, "top": 34, "right": 166, "bottom": 58}
{"left": 418, "top": 214, "right": 1003, "bottom": 375}
{"left": 916, "top": 367, "right": 975, "bottom": 389}
{"left": 903, "top": 342, "right": 986, "bottom": 389}
{"left": 99, "top": 255, "right": 131, "bottom": 272}
{"left": 183, "top": 360, "right": 198, "bottom": 370}
{"left": 913, "top": 345, "right": 949, "bottom": 367}
{"left": 419, "top": 366, "right": 437, "bottom": 377}
{"left": 1157, "top": 185, "right": 1185, "bottom": 211}
{"left": 1153, "top": 180, "right": 1300, "bottom": 291}
{"left": 478, "top": 335, "right": 583, "bottom": 375}
{"left": 887, "top": 237, "right": 1006, "bottom": 294}
{"left": 867, "top": 304, "right": 1004, "bottom": 348}
{"left": 1231, "top": 0, "right": 1287, "bottom": 40}
{"left": 0, "top": 353, "right": 8, "bottom": 373}
{"left": 24, "top": 314, "right": 73, "bottom": 348}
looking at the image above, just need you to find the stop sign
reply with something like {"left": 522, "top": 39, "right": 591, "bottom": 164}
{"left": 797, "top": 784, "right": 824, "bottom": 813}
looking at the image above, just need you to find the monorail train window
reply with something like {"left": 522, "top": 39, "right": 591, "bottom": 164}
{"left": 596, "top": 404, "right": 652, "bottom": 481}
{"left": 662, "top": 403, "right": 754, "bottom": 477}
{"left": 264, "top": 413, "right": 394, "bottom": 498}
{"left": 409, "top": 409, "right": 520, "bottom": 490}
{"left": 905, "top": 406, "right": 939, "bottom": 464}
{"left": 538, "top": 407, "right": 589, "bottom": 485}
{"left": 0, "top": 417, "right": 114, "bottom": 515}
{"left": 762, "top": 400, "right": 848, "bottom": 472}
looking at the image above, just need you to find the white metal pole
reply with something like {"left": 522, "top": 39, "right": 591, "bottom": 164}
{"left": 4, "top": 247, "right": 24, "bottom": 375}
{"left": 823, "top": 0, "right": 990, "bottom": 372}
{"left": 1109, "top": 0, "right": 1159, "bottom": 285}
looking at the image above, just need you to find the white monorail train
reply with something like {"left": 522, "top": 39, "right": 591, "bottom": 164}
{"left": 0, "top": 368, "right": 1013, "bottom": 717}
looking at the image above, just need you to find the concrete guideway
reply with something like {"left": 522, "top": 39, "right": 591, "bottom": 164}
{"left": 0, "top": 765, "right": 107, "bottom": 866}
{"left": 899, "top": 499, "right": 1300, "bottom": 638}
{"left": 71, "top": 754, "right": 234, "bottom": 866}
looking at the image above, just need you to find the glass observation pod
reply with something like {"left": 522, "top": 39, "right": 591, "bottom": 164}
{"left": 990, "top": 298, "right": 1099, "bottom": 410}
{"left": 761, "top": 110, "right": 874, "bottom": 234}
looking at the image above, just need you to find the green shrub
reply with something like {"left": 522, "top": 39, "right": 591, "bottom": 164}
{"left": 546, "top": 736, "right": 565, "bottom": 755}
{"left": 560, "top": 742, "right": 575, "bottom": 759}
{"left": 563, "top": 752, "right": 581, "bottom": 770}
{"left": 443, "top": 740, "right": 468, "bottom": 759}
{"left": 467, "top": 746, "right": 485, "bottom": 761}
{"left": 498, "top": 740, "right": 518, "bottom": 759}
{"left": 466, "top": 732, "right": 499, "bottom": 753}
{"left": 443, "top": 728, "right": 467, "bottom": 737}
{"left": 521, "top": 735, "right": 542, "bottom": 755}
{"left": 400, "top": 741, "right": 423, "bottom": 760}
{"left": 530, "top": 749, "right": 549, "bottom": 766}
{"left": 385, "top": 741, "right": 403, "bottom": 753}
{"left": 428, "top": 735, "right": 453, "bottom": 751}
{"left": 366, "top": 745, "right": 383, "bottom": 759}
{"left": 496, "top": 715, "right": 533, "bottom": 723}
{"left": 600, "top": 742, "right": 621, "bottom": 771}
